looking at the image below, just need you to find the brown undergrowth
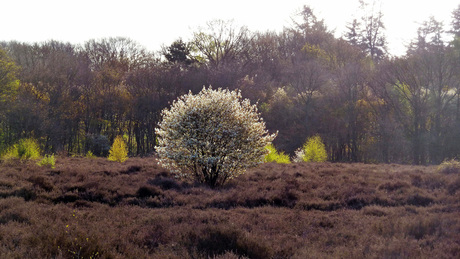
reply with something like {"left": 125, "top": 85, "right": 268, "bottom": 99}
{"left": 0, "top": 158, "right": 459, "bottom": 258}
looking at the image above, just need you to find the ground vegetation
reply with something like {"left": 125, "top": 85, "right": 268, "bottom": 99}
{"left": 0, "top": 158, "right": 459, "bottom": 258}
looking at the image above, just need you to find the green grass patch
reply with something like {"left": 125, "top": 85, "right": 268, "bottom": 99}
{"left": 264, "top": 144, "right": 290, "bottom": 164}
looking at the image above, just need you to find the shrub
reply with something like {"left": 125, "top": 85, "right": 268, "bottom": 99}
{"left": 37, "top": 154, "right": 55, "bottom": 169}
{"left": 2, "top": 138, "right": 41, "bottom": 160}
{"left": 85, "top": 150, "right": 96, "bottom": 159}
{"left": 264, "top": 144, "right": 290, "bottom": 164}
{"left": 155, "top": 87, "right": 277, "bottom": 187}
{"left": 294, "top": 135, "right": 327, "bottom": 162}
{"left": 108, "top": 136, "right": 128, "bottom": 163}
{"left": 437, "top": 159, "right": 460, "bottom": 174}
{"left": 293, "top": 148, "right": 306, "bottom": 163}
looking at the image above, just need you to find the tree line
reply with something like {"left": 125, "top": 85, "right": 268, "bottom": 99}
{"left": 1, "top": 4, "right": 460, "bottom": 165}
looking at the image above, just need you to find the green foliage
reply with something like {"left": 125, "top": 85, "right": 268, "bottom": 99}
{"left": 0, "top": 49, "right": 20, "bottom": 158}
{"left": 295, "top": 135, "right": 327, "bottom": 162}
{"left": 164, "top": 39, "right": 194, "bottom": 65}
{"left": 37, "top": 154, "right": 56, "bottom": 169}
{"left": 264, "top": 144, "right": 291, "bottom": 164}
{"left": 85, "top": 150, "right": 96, "bottom": 159}
{"left": 0, "top": 48, "right": 19, "bottom": 105}
{"left": 108, "top": 136, "right": 128, "bottom": 163}
{"left": 393, "top": 82, "right": 413, "bottom": 117}
{"left": 302, "top": 43, "right": 329, "bottom": 63}
{"left": 2, "top": 138, "right": 41, "bottom": 160}
{"left": 17, "top": 139, "right": 41, "bottom": 160}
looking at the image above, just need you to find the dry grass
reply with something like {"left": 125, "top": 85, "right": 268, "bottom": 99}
{"left": 0, "top": 158, "right": 459, "bottom": 258}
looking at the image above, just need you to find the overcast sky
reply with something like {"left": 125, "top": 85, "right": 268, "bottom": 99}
{"left": 2, "top": 0, "right": 459, "bottom": 56}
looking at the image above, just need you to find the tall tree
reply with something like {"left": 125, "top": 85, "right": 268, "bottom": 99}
{"left": 0, "top": 48, "right": 20, "bottom": 150}
{"left": 163, "top": 39, "right": 194, "bottom": 66}
{"left": 0, "top": 48, "right": 19, "bottom": 108}
{"left": 345, "top": 0, "right": 387, "bottom": 62}
{"left": 381, "top": 57, "right": 430, "bottom": 164}
{"left": 408, "top": 16, "right": 445, "bottom": 53}
{"left": 345, "top": 19, "right": 361, "bottom": 47}
{"left": 450, "top": 4, "right": 460, "bottom": 38}
{"left": 319, "top": 39, "right": 374, "bottom": 162}
{"left": 191, "top": 19, "right": 253, "bottom": 88}
{"left": 83, "top": 38, "right": 149, "bottom": 138}
{"left": 405, "top": 18, "right": 459, "bottom": 163}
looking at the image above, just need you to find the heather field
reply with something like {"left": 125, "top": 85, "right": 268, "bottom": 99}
{"left": 0, "top": 157, "right": 459, "bottom": 258}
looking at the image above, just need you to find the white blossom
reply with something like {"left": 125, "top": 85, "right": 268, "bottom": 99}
{"left": 155, "top": 86, "right": 277, "bottom": 187}
{"left": 293, "top": 147, "right": 305, "bottom": 163}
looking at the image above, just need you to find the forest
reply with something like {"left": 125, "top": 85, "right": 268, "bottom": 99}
{"left": 1, "top": 4, "right": 460, "bottom": 165}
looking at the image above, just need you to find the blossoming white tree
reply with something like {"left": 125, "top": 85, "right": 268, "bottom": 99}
{"left": 155, "top": 87, "right": 277, "bottom": 187}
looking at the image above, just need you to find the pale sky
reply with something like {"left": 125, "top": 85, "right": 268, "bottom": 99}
{"left": 2, "top": 0, "right": 459, "bottom": 56}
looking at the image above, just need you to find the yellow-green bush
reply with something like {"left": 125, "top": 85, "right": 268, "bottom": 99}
{"left": 294, "top": 135, "right": 327, "bottom": 162}
{"left": 37, "top": 154, "right": 56, "bottom": 169}
{"left": 2, "top": 138, "right": 41, "bottom": 160}
{"left": 85, "top": 150, "right": 96, "bottom": 159}
{"left": 108, "top": 136, "right": 128, "bottom": 163}
{"left": 264, "top": 144, "right": 290, "bottom": 164}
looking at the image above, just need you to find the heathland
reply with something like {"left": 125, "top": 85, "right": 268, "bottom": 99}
{"left": 0, "top": 158, "right": 459, "bottom": 258}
